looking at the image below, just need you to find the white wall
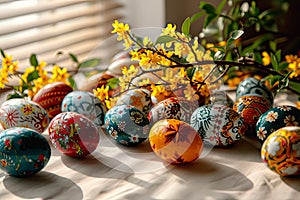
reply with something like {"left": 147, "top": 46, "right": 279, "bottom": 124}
{"left": 118, "top": 0, "right": 166, "bottom": 28}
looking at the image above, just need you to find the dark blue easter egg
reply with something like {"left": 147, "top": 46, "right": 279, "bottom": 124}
{"left": 61, "top": 91, "right": 106, "bottom": 126}
{"left": 0, "top": 127, "right": 51, "bottom": 177}
{"left": 104, "top": 105, "right": 150, "bottom": 146}
{"left": 256, "top": 105, "right": 300, "bottom": 143}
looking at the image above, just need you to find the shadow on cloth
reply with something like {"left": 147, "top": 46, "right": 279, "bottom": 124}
{"left": 3, "top": 171, "right": 83, "bottom": 200}
{"left": 165, "top": 159, "right": 254, "bottom": 199}
{"left": 281, "top": 175, "right": 300, "bottom": 191}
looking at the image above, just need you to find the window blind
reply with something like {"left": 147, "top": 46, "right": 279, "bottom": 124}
{"left": 0, "top": 0, "right": 124, "bottom": 69}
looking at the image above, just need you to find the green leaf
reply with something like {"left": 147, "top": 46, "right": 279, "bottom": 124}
{"left": 270, "top": 53, "right": 279, "bottom": 71}
{"left": 186, "top": 67, "right": 196, "bottom": 80}
{"left": 69, "top": 53, "right": 79, "bottom": 63}
{"left": 68, "top": 77, "right": 77, "bottom": 90}
{"left": 203, "top": 13, "right": 217, "bottom": 28}
{"left": 27, "top": 70, "right": 39, "bottom": 82}
{"left": 226, "top": 37, "right": 235, "bottom": 50}
{"left": 199, "top": 2, "right": 216, "bottom": 14}
{"left": 0, "top": 49, "right": 6, "bottom": 58}
{"left": 107, "top": 77, "right": 120, "bottom": 89}
{"left": 155, "top": 35, "right": 176, "bottom": 45}
{"left": 181, "top": 17, "right": 191, "bottom": 35}
{"left": 230, "top": 30, "right": 244, "bottom": 40}
{"left": 6, "top": 93, "right": 23, "bottom": 100}
{"left": 78, "top": 58, "right": 100, "bottom": 69}
{"left": 269, "top": 41, "right": 277, "bottom": 52}
{"left": 30, "top": 54, "right": 38, "bottom": 67}
{"left": 275, "top": 49, "right": 281, "bottom": 62}
{"left": 278, "top": 62, "right": 289, "bottom": 71}
{"left": 216, "top": 0, "right": 227, "bottom": 14}
{"left": 289, "top": 81, "right": 300, "bottom": 94}
{"left": 190, "top": 11, "right": 205, "bottom": 23}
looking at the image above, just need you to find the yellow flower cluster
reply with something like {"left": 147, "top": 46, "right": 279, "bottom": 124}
{"left": 21, "top": 63, "right": 71, "bottom": 98}
{"left": 103, "top": 20, "right": 221, "bottom": 107}
{"left": 0, "top": 54, "right": 19, "bottom": 89}
{"left": 285, "top": 54, "right": 300, "bottom": 78}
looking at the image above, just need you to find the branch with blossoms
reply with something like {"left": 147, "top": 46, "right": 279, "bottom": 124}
{"left": 93, "top": 19, "right": 300, "bottom": 110}
{"left": 0, "top": 49, "right": 100, "bottom": 100}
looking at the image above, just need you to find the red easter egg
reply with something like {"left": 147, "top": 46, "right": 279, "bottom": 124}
{"left": 48, "top": 112, "right": 99, "bottom": 157}
{"left": 32, "top": 82, "right": 73, "bottom": 119}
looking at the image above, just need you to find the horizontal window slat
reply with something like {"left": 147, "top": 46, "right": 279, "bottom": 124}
{"left": 0, "top": 2, "right": 123, "bottom": 36}
{"left": 0, "top": 13, "right": 123, "bottom": 49}
{"left": 0, "top": 0, "right": 89, "bottom": 20}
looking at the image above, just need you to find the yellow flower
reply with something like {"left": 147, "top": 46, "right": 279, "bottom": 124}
{"left": 296, "top": 102, "right": 300, "bottom": 109}
{"left": 93, "top": 85, "right": 109, "bottom": 102}
{"left": 21, "top": 66, "right": 35, "bottom": 84}
{"left": 227, "top": 77, "right": 242, "bottom": 88}
{"left": 50, "top": 65, "right": 70, "bottom": 83}
{"left": 8, "top": 61, "right": 19, "bottom": 73}
{"left": 262, "top": 51, "right": 271, "bottom": 66}
{"left": 161, "top": 24, "right": 177, "bottom": 37}
{"left": 285, "top": 55, "right": 299, "bottom": 63}
{"left": 1, "top": 54, "right": 13, "bottom": 68}
{"left": 0, "top": 69, "right": 9, "bottom": 89}
{"left": 111, "top": 20, "right": 130, "bottom": 34}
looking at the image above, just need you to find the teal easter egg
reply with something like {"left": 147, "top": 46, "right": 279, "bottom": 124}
{"left": 0, "top": 127, "right": 51, "bottom": 177}
{"left": 256, "top": 105, "right": 300, "bottom": 143}
{"left": 236, "top": 77, "right": 273, "bottom": 106}
{"left": 61, "top": 91, "right": 106, "bottom": 126}
{"left": 0, "top": 98, "right": 49, "bottom": 133}
{"left": 104, "top": 105, "right": 150, "bottom": 146}
{"left": 190, "top": 104, "right": 246, "bottom": 146}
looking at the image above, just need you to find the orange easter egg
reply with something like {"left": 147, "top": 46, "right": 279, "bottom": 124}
{"left": 149, "top": 119, "right": 203, "bottom": 164}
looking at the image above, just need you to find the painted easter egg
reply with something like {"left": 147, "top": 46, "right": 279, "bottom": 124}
{"left": 190, "top": 104, "right": 246, "bottom": 146}
{"left": 236, "top": 77, "right": 273, "bottom": 105}
{"left": 148, "top": 97, "right": 199, "bottom": 125}
{"left": 116, "top": 88, "right": 152, "bottom": 116}
{"left": 0, "top": 98, "right": 49, "bottom": 133}
{"left": 48, "top": 112, "right": 99, "bottom": 157}
{"left": 104, "top": 105, "right": 150, "bottom": 146}
{"left": 256, "top": 105, "right": 300, "bottom": 143}
{"left": 261, "top": 126, "right": 300, "bottom": 176}
{"left": 32, "top": 82, "right": 73, "bottom": 119}
{"left": 233, "top": 95, "right": 271, "bottom": 130}
{"left": 149, "top": 119, "right": 203, "bottom": 164}
{"left": 0, "top": 127, "right": 51, "bottom": 177}
{"left": 61, "top": 91, "right": 106, "bottom": 126}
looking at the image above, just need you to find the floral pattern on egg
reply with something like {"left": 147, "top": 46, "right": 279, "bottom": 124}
{"left": 256, "top": 105, "right": 300, "bottom": 143}
{"left": 190, "top": 104, "right": 246, "bottom": 147}
{"left": 104, "top": 105, "right": 150, "bottom": 146}
{"left": 0, "top": 127, "right": 51, "bottom": 177}
{"left": 48, "top": 112, "right": 100, "bottom": 157}
{"left": 233, "top": 95, "right": 271, "bottom": 129}
{"left": 0, "top": 98, "right": 49, "bottom": 133}
{"left": 61, "top": 91, "right": 107, "bottom": 126}
{"left": 261, "top": 126, "right": 300, "bottom": 176}
{"left": 116, "top": 88, "right": 152, "bottom": 115}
